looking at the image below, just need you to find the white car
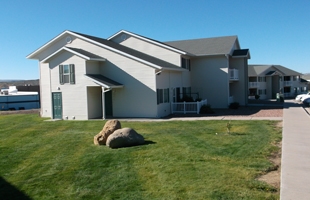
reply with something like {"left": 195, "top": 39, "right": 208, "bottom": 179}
{"left": 302, "top": 96, "right": 310, "bottom": 104}
{"left": 295, "top": 92, "right": 310, "bottom": 102}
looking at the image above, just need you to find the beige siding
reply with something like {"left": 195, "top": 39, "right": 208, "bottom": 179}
{"left": 39, "top": 63, "right": 52, "bottom": 117}
{"left": 65, "top": 38, "right": 158, "bottom": 117}
{"left": 111, "top": 34, "right": 181, "bottom": 66}
{"left": 229, "top": 57, "right": 248, "bottom": 105}
{"left": 87, "top": 87, "right": 102, "bottom": 119}
{"left": 191, "top": 56, "right": 229, "bottom": 108}
{"left": 86, "top": 61, "right": 101, "bottom": 74}
{"left": 156, "top": 71, "right": 183, "bottom": 117}
{"left": 35, "top": 34, "right": 78, "bottom": 61}
{"left": 48, "top": 52, "right": 90, "bottom": 120}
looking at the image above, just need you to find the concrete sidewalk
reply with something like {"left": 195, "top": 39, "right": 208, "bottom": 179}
{"left": 281, "top": 100, "right": 310, "bottom": 199}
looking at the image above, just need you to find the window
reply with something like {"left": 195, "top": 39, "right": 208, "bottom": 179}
{"left": 59, "top": 64, "right": 75, "bottom": 84}
{"left": 157, "top": 88, "right": 169, "bottom": 104}
{"left": 258, "top": 77, "right": 266, "bottom": 82}
{"left": 284, "top": 76, "right": 291, "bottom": 81}
{"left": 181, "top": 57, "right": 191, "bottom": 70}
{"left": 164, "top": 88, "right": 169, "bottom": 103}
{"left": 293, "top": 76, "right": 299, "bottom": 81}
{"left": 284, "top": 87, "right": 291, "bottom": 93}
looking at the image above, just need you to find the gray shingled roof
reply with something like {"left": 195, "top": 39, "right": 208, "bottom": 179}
{"left": 85, "top": 74, "right": 123, "bottom": 88}
{"left": 71, "top": 31, "right": 183, "bottom": 71}
{"left": 164, "top": 36, "right": 238, "bottom": 56}
{"left": 249, "top": 65, "right": 302, "bottom": 76}
{"left": 66, "top": 47, "right": 105, "bottom": 60}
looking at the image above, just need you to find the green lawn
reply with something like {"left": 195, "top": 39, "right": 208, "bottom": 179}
{"left": 0, "top": 114, "right": 281, "bottom": 200}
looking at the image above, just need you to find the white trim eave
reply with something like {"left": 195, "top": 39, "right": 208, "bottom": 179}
{"left": 67, "top": 31, "right": 163, "bottom": 70}
{"left": 85, "top": 75, "right": 124, "bottom": 89}
{"left": 28, "top": 30, "right": 169, "bottom": 70}
{"left": 107, "top": 30, "right": 187, "bottom": 55}
{"left": 27, "top": 30, "right": 71, "bottom": 59}
{"left": 41, "top": 46, "right": 106, "bottom": 63}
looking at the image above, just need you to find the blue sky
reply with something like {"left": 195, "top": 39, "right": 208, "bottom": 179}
{"left": 0, "top": 0, "right": 309, "bottom": 79}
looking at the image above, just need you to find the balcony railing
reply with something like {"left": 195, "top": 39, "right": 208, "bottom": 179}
{"left": 229, "top": 69, "right": 239, "bottom": 80}
{"left": 249, "top": 82, "right": 259, "bottom": 88}
{"left": 283, "top": 81, "right": 291, "bottom": 86}
{"left": 171, "top": 99, "right": 207, "bottom": 114}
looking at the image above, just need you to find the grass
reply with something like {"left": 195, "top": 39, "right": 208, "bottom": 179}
{"left": 0, "top": 114, "right": 282, "bottom": 200}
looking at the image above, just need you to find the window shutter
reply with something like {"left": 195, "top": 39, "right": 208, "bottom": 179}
{"left": 59, "top": 65, "right": 64, "bottom": 85}
{"left": 69, "top": 64, "right": 75, "bottom": 84}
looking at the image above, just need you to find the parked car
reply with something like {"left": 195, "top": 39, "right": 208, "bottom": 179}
{"left": 302, "top": 97, "right": 310, "bottom": 104}
{"left": 295, "top": 92, "right": 310, "bottom": 102}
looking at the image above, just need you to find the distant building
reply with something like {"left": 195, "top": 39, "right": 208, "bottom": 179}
{"left": 0, "top": 86, "right": 40, "bottom": 110}
{"left": 248, "top": 65, "right": 308, "bottom": 99}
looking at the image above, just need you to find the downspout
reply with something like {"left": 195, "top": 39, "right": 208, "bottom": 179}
{"left": 49, "top": 63, "right": 53, "bottom": 118}
{"left": 225, "top": 54, "right": 230, "bottom": 106}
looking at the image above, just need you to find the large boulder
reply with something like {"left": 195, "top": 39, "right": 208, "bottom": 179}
{"left": 94, "top": 120, "right": 121, "bottom": 145}
{"left": 106, "top": 128, "right": 145, "bottom": 148}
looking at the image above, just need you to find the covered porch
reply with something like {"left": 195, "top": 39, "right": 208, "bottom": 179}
{"left": 85, "top": 74, "right": 123, "bottom": 119}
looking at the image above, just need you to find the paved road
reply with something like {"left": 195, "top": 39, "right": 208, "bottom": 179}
{"left": 281, "top": 100, "right": 310, "bottom": 200}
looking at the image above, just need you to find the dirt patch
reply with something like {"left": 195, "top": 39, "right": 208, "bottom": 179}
{"left": 257, "top": 121, "right": 282, "bottom": 190}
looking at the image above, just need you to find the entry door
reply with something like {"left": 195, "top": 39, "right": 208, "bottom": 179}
{"left": 52, "top": 92, "right": 62, "bottom": 119}
{"left": 105, "top": 90, "right": 113, "bottom": 116}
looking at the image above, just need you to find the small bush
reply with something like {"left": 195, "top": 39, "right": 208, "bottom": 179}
{"left": 255, "top": 94, "right": 260, "bottom": 100}
{"left": 200, "top": 104, "right": 215, "bottom": 114}
{"left": 229, "top": 102, "right": 239, "bottom": 109}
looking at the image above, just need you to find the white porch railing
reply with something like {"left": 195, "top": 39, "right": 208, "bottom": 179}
{"left": 249, "top": 82, "right": 259, "bottom": 88}
{"left": 229, "top": 69, "right": 239, "bottom": 80}
{"left": 171, "top": 99, "right": 207, "bottom": 114}
{"left": 283, "top": 81, "right": 291, "bottom": 86}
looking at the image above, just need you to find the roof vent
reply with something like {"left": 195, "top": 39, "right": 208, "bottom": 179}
{"left": 66, "top": 36, "right": 72, "bottom": 44}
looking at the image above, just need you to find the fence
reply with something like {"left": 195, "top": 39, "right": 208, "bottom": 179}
{"left": 171, "top": 99, "right": 207, "bottom": 114}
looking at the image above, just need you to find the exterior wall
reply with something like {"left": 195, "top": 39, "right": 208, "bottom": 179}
{"left": 229, "top": 57, "right": 248, "bottom": 105}
{"left": 34, "top": 33, "right": 78, "bottom": 61}
{"left": 85, "top": 61, "right": 101, "bottom": 74}
{"left": 156, "top": 70, "right": 183, "bottom": 117}
{"left": 48, "top": 51, "right": 91, "bottom": 120}
{"left": 110, "top": 33, "right": 181, "bottom": 66}
{"left": 99, "top": 59, "right": 157, "bottom": 118}
{"left": 40, "top": 63, "right": 52, "bottom": 117}
{"left": 43, "top": 37, "right": 159, "bottom": 119}
{"left": 191, "top": 56, "right": 229, "bottom": 108}
{"left": 87, "top": 86, "right": 102, "bottom": 119}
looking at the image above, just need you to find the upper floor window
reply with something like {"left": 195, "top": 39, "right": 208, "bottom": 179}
{"left": 258, "top": 77, "right": 266, "bottom": 82}
{"left": 284, "top": 76, "right": 291, "bottom": 81}
{"left": 181, "top": 57, "right": 191, "bottom": 71}
{"left": 293, "top": 76, "right": 299, "bottom": 81}
{"left": 59, "top": 64, "right": 75, "bottom": 84}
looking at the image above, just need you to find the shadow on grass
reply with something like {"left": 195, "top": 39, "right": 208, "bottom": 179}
{"left": 109, "top": 140, "right": 156, "bottom": 149}
{"left": 0, "top": 177, "right": 31, "bottom": 200}
{"left": 142, "top": 140, "right": 156, "bottom": 145}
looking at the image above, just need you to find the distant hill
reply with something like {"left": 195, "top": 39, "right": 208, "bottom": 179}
{"left": 0, "top": 79, "right": 39, "bottom": 89}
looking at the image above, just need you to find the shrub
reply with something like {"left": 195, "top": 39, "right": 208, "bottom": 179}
{"left": 229, "top": 102, "right": 239, "bottom": 109}
{"left": 199, "top": 104, "right": 215, "bottom": 114}
{"left": 255, "top": 94, "right": 260, "bottom": 100}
